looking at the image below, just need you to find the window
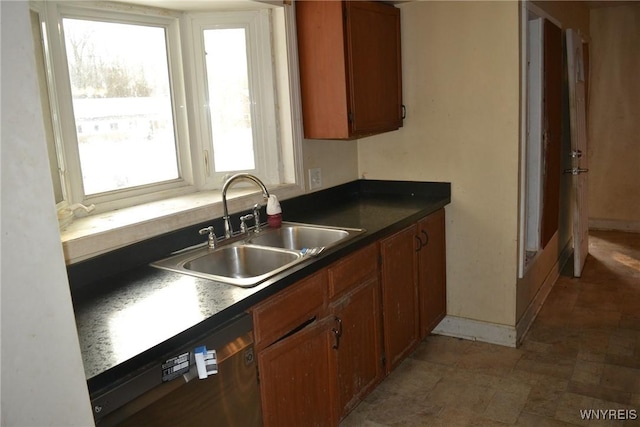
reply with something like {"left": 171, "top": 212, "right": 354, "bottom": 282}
{"left": 186, "top": 10, "right": 280, "bottom": 187}
{"left": 32, "top": 1, "right": 299, "bottom": 216}
{"left": 205, "top": 28, "right": 255, "bottom": 172}
{"left": 63, "top": 17, "right": 180, "bottom": 195}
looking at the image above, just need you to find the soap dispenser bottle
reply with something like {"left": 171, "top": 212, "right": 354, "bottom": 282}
{"left": 266, "top": 195, "right": 282, "bottom": 228}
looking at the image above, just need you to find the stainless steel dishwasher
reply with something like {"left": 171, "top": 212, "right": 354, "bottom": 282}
{"left": 92, "top": 313, "right": 262, "bottom": 427}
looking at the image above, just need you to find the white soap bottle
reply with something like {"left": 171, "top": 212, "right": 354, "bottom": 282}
{"left": 266, "top": 195, "right": 282, "bottom": 228}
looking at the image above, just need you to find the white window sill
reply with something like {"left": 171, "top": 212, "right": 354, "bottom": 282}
{"left": 60, "top": 184, "right": 304, "bottom": 264}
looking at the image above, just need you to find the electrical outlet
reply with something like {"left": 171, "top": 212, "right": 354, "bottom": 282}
{"left": 309, "top": 168, "right": 322, "bottom": 190}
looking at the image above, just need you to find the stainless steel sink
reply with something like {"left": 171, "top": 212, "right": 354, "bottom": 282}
{"left": 152, "top": 244, "right": 304, "bottom": 288}
{"left": 151, "top": 222, "right": 365, "bottom": 288}
{"left": 246, "top": 222, "right": 364, "bottom": 250}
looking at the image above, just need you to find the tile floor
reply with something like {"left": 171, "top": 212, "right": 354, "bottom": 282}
{"left": 341, "top": 231, "right": 640, "bottom": 426}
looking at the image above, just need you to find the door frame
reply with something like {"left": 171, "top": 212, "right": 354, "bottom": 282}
{"left": 518, "top": 0, "right": 562, "bottom": 278}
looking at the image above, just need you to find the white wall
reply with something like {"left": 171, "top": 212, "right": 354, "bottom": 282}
{"left": 359, "top": 1, "right": 521, "bottom": 329}
{"left": 588, "top": 3, "right": 640, "bottom": 232}
{"left": 302, "top": 139, "right": 359, "bottom": 192}
{"left": 0, "top": 2, "right": 94, "bottom": 425}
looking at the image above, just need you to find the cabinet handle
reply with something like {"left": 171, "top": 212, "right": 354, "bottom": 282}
{"left": 415, "top": 235, "right": 423, "bottom": 252}
{"left": 332, "top": 316, "right": 343, "bottom": 349}
{"left": 401, "top": 104, "right": 407, "bottom": 119}
{"left": 421, "top": 230, "right": 429, "bottom": 246}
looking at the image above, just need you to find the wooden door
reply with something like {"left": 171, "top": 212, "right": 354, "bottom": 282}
{"left": 258, "top": 317, "right": 337, "bottom": 427}
{"left": 540, "top": 19, "right": 563, "bottom": 249}
{"left": 379, "top": 224, "right": 419, "bottom": 373}
{"left": 346, "top": 1, "right": 402, "bottom": 135}
{"left": 332, "top": 277, "right": 383, "bottom": 419}
{"left": 566, "top": 29, "right": 589, "bottom": 277}
{"left": 417, "top": 210, "right": 447, "bottom": 339}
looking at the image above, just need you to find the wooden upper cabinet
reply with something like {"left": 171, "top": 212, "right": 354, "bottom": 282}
{"left": 296, "top": 1, "right": 403, "bottom": 140}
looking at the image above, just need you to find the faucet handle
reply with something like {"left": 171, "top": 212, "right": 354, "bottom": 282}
{"left": 198, "top": 226, "right": 217, "bottom": 249}
{"left": 253, "top": 204, "right": 262, "bottom": 232}
{"left": 240, "top": 214, "right": 254, "bottom": 234}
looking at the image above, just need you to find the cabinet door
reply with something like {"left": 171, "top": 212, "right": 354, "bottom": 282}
{"left": 346, "top": 1, "right": 402, "bottom": 135}
{"left": 379, "top": 224, "right": 419, "bottom": 373}
{"left": 295, "top": 0, "right": 350, "bottom": 139}
{"left": 332, "top": 277, "right": 383, "bottom": 419}
{"left": 258, "top": 317, "right": 337, "bottom": 427}
{"left": 296, "top": 1, "right": 402, "bottom": 139}
{"left": 417, "top": 209, "right": 447, "bottom": 338}
{"left": 252, "top": 270, "right": 327, "bottom": 350}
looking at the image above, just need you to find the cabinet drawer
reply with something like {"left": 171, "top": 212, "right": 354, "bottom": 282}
{"left": 252, "top": 270, "right": 327, "bottom": 349}
{"left": 328, "top": 244, "right": 378, "bottom": 300}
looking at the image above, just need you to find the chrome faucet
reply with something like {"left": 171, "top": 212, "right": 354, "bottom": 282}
{"left": 222, "top": 173, "right": 270, "bottom": 238}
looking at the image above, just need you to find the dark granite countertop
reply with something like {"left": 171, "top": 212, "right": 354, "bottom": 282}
{"left": 71, "top": 180, "right": 450, "bottom": 397}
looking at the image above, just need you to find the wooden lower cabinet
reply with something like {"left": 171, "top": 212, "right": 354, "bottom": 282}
{"left": 417, "top": 209, "right": 447, "bottom": 338}
{"left": 257, "top": 316, "right": 337, "bottom": 427}
{"left": 251, "top": 271, "right": 337, "bottom": 427}
{"left": 252, "top": 213, "right": 446, "bottom": 424}
{"left": 328, "top": 244, "right": 383, "bottom": 419}
{"left": 379, "top": 225, "right": 420, "bottom": 373}
{"left": 252, "top": 245, "right": 383, "bottom": 425}
{"left": 332, "top": 278, "right": 382, "bottom": 419}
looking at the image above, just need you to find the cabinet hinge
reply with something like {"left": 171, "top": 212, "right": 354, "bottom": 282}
{"left": 348, "top": 112, "right": 354, "bottom": 123}
{"left": 381, "top": 353, "right": 386, "bottom": 367}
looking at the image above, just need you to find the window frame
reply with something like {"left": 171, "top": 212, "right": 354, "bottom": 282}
{"left": 184, "top": 10, "right": 281, "bottom": 189}
{"left": 37, "top": 1, "right": 197, "bottom": 213}
{"left": 33, "top": 1, "right": 302, "bottom": 218}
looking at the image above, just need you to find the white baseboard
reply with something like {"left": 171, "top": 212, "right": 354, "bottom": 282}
{"left": 432, "top": 236, "right": 575, "bottom": 349}
{"left": 432, "top": 316, "right": 517, "bottom": 348}
{"left": 589, "top": 218, "right": 640, "bottom": 233}
{"left": 515, "top": 238, "right": 574, "bottom": 346}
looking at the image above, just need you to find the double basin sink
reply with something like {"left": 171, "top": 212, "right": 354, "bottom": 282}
{"left": 151, "top": 222, "right": 365, "bottom": 287}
